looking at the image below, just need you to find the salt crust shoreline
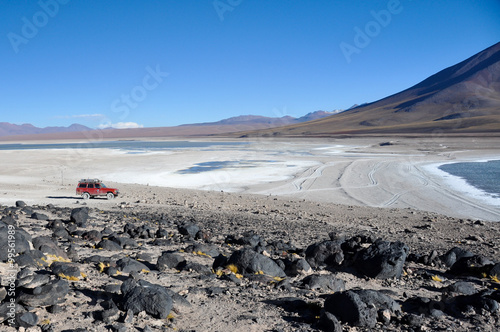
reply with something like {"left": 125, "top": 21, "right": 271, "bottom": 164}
{"left": 0, "top": 136, "right": 499, "bottom": 221}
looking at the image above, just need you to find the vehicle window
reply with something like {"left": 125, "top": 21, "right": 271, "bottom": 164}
{"left": 101, "top": 183, "right": 107, "bottom": 188}
{"left": 79, "top": 183, "right": 86, "bottom": 188}
{"left": 88, "top": 184, "right": 94, "bottom": 188}
{"left": 95, "top": 184, "right": 100, "bottom": 189}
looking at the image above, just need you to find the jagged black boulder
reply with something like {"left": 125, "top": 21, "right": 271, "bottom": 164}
{"left": 96, "top": 239, "right": 122, "bottom": 251}
{"left": 227, "top": 248, "right": 286, "bottom": 278}
{"left": 50, "top": 262, "right": 82, "bottom": 279}
{"left": 32, "top": 236, "right": 68, "bottom": 259}
{"left": 355, "top": 240, "right": 409, "bottom": 279}
{"left": 184, "top": 243, "right": 220, "bottom": 258}
{"left": 70, "top": 207, "right": 89, "bottom": 227}
{"left": 301, "top": 274, "right": 346, "bottom": 292}
{"left": 157, "top": 251, "right": 185, "bottom": 271}
{"left": 355, "top": 289, "right": 401, "bottom": 314}
{"left": 446, "top": 289, "right": 500, "bottom": 315}
{"left": 31, "top": 212, "right": 48, "bottom": 220}
{"left": 305, "top": 240, "right": 344, "bottom": 269}
{"left": 0, "top": 226, "right": 31, "bottom": 262}
{"left": 178, "top": 223, "right": 199, "bottom": 238}
{"left": 116, "top": 257, "right": 149, "bottom": 274}
{"left": 318, "top": 311, "right": 342, "bottom": 332}
{"left": 15, "top": 200, "right": 27, "bottom": 208}
{"left": 16, "top": 312, "right": 38, "bottom": 328}
{"left": 448, "top": 255, "right": 494, "bottom": 277}
{"left": 446, "top": 281, "right": 477, "bottom": 295}
{"left": 324, "top": 291, "right": 377, "bottom": 328}
{"left": 324, "top": 289, "right": 400, "bottom": 328}
{"left": 120, "top": 278, "right": 173, "bottom": 319}
{"left": 17, "top": 279, "right": 69, "bottom": 307}
{"left": 1, "top": 215, "right": 17, "bottom": 226}
{"left": 440, "top": 247, "right": 474, "bottom": 267}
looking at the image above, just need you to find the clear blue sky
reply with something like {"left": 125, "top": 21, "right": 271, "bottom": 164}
{"left": 1, "top": 0, "right": 499, "bottom": 129}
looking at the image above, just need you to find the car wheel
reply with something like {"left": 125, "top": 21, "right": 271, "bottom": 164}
{"left": 106, "top": 192, "right": 115, "bottom": 200}
{"left": 82, "top": 192, "right": 90, "bottom": 200}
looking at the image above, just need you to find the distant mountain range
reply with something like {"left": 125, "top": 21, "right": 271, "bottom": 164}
{"left": 242, "top": 42, "right": 500, "bottom": 136}
{"left": 0, "top": 123, "right": 91, "bottom": 137}
{"left": 183, "top": 111, "right": 343, "bottom": 127}
{"left": 0, "top": 111, "right": 340, "bottom": 140}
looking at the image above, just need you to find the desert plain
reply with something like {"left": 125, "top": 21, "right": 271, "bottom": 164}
{"left": 0, "top": 136, "right": 498, "bottom": 221}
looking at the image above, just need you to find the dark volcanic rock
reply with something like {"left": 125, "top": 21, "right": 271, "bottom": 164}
{"left": 70, "top": 207, "right": 89, "bottom": 227}
{"left": 32, "top": 236, "right": 68, "bottom": 259}
{"left": 225, "top": 231, "right": 266, "bottom": 248}
{"left": 324, "top": 289, "right": 400, "bottom": 328}
{"left": 301, "top": 274, "right": 346, "bottom": 292}
{"left": 0, "top": 302, "right": 26, "bottom": 325}
{"left": 96, "top": 239, "right": 122, "bottom": 251}
{"left": 1, "top": 215, "right": 17, "bottom": 226}
{"left": 440, "top": 247, "right": 474, "bottom": 267}
{"left": 324, "top": 291, "right": 377, "bottom": 328}
{"left": 18, "top": 279, "right": 69, "bottom": 307}
{"left": 446, "top": 281, "right": 477, "bottom": 295}
{"left": 184, "top": 243, "right": 220, "bottom": 258}
{"left": 305, "top": 240, "right": 344, "bottom": 269}
{"left": 402, "top": 296, "right": 444, "bottom": 316}
{"left": 157, "top": 252, "right": 186, "bottom": 271}
{"left": 50, "top": 262, "right": 82, "bottom": 279}
{"left": 116, "top": 257, "right": 149, "bottom": 274}
{"left": 15, "top": 200, "right": 27, "bottom": 208}
{"left": 0, "top": 226, "right": 31, "bottom": 261}
{"left": 448, "top": 255, "right": 494, "bottom": 277}
{"left": 52, "top": 227, "right": 71, "bottom": 240}
{"left": 178, "top": 223, "right": 200, "bottom": 238}
{"left": 227, "top": 248, "right": 286, "bottom": 278}
{"left": 14, "top": 250, "right": 48, "bottom": 268}
{"left": 318, "top": 311, "right": 343, "bottom": 332}
{"left": 111, "top": 236, "right": 139, "bottom": 249}
{"left": 82, "top": 230, "right": 102, "bottom": 242}
{"left": 447, "top": 289, "right": 500, "bottom": 315}
{"left": 17, "top": 311, "right": 38, "bottom": 328}
{"left": 355, "top": 289, "right": 401, "bottom": 314}
{"left": 489, "top": 263, "right": 500, "bottom": 278}
{"left": 120, "top": 278, "right": 173, "bottom": 319}
{"left": 16, "top": 271, "right": 51, "bottom": 289}
{"left": 178, "top": 261, "right": 213, "bottom": 275}
{"left": 31, "top": 212, "right": 49, "bottom": 220}
{"left": 285, "top": 258, "right": 312, "bottom": 276}
{"left": 355, "top": 240, "right": 409, "bottom": 279}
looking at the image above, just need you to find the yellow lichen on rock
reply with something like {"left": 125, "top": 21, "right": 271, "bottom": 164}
{"left": 431, "top": 275, "right": 443, "bottom": 282}
{"left": 58, "top": 273, "right": 80, "bottom": 281}
{"left": 227, "top": 264, "right": 238, "bottom": 274}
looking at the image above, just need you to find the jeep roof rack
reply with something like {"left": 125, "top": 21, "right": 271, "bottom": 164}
{"left": 79, "top": 179, "right": 100, "bottom": 183}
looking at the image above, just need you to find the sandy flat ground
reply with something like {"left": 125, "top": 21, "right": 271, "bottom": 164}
{"left": 0, "top": 136, "right": 499, "bottom": 221}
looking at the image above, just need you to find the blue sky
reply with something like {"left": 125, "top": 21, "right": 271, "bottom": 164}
{"left": 1, "top": 0, "right": 499, "bottom": 129}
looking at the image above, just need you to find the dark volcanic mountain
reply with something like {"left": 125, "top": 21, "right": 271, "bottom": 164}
{"left": 244, "top": 42, "right": 500, "bottom": 136}
{"left": 0, "top": 123, "right": 91, "bottom": 137}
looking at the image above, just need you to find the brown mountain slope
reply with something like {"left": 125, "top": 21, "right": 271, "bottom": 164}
{"left": 240, "top": 42, "right": 500, "bottom": 137}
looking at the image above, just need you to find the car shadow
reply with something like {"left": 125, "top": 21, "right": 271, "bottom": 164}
{"left": 46, "top": 196, "right": 80, "bottom": 200}
{"left": 47, "top": 196, "right": 114, "bottom": 201}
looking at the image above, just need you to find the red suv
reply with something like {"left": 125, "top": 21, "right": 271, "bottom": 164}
{"left": 76, "top": 179, "right": 119, "bottom": 200}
